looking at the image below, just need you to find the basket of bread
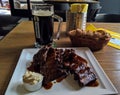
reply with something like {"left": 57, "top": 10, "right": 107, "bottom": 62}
{"left": 68, "top": 29, "right": 111, "bottom": 51}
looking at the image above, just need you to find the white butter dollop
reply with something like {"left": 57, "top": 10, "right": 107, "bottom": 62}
{"left": 23, "top": 70, "right": 43, "bottom": 85}
{"left": 23, "top": 70, "right": 44, "bottom": 91}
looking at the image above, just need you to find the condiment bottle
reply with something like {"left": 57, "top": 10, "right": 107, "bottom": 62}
{"left": 66, "top": 3, "right": 88, "bottom": 33}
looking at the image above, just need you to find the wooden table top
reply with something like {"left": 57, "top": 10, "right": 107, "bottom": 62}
{"left": 0, "top": 21, "right": 120, "bottom": 95}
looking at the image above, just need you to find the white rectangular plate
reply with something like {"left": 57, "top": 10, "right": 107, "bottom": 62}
{"left": 5, "top": 48, "right": 118, "bottom": 95}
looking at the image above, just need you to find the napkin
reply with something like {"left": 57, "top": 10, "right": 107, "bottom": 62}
{"left": 86, "top": 24, "right": 120, "bottom": 49}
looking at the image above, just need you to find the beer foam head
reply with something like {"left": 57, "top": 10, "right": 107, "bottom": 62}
{"left": 33, "top": 10, "right": 53, "bottom": 16}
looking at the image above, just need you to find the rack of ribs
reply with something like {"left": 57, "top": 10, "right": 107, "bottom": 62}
{"left": 28, "top": 45, "right": 97, "bottom": 87}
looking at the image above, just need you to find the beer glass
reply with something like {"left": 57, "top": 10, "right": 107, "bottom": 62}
{"left": 32, "top": 3, "right": 63, "bottom": 47}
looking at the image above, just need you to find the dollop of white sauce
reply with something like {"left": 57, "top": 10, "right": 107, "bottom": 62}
{"left": 23, "top": 70, "right": 43, "bottom": 85}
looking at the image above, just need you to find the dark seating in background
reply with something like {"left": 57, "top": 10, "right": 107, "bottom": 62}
{"left": 98, "top": 0, "right": 120, "bottom": 14}
{"left": 48, "top": 2, "right": 101, "bottom": 22}
{"left": 0, "top": 15, "right": 21, "bottom": 36}
{"left": 54, "top": 3, "right": 69, "bottom": 21}
{"left": 87, "top": 2, "right": 102, "bottom": 22}
{"left": 95, "top": 14, "right": 120, "bottom": 22}
{"left": 8, "top": 0, "right": 101, "bottom": 22}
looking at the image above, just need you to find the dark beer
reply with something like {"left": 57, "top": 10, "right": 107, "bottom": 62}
{"left": 32, "top": 4, "right": 62, "bottom": 47}
{"left": 33, "top": 15, "right": 53, "bottom": 45}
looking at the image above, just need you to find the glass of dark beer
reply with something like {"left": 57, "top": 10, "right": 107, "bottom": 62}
{"left": 32, "top": 3, "right": 63, "bottom": 48}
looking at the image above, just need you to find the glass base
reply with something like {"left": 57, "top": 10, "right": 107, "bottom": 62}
{"left": 34, "top": 41, "right": 56, "bottom": 48}
{"left": 34, "top": 42, "right": 41, "bottom": 48}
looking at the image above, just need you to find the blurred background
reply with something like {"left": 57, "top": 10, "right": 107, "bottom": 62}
{"left": 1, "top": 0, "right": 120, "bottom": 39}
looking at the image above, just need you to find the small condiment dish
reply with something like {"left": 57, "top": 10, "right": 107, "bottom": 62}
{"left": 23, "top": 70, "right": 43, "bottom": 92}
